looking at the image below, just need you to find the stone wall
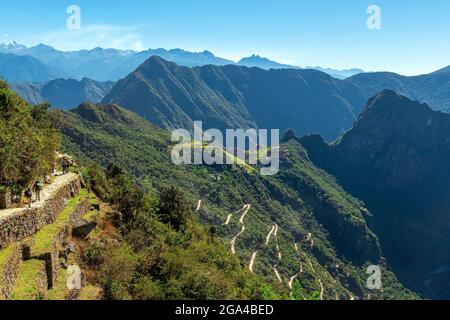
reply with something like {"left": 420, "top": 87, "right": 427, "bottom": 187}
{"left": 31, "top": 195, "right": 90, "bottom": 288}
{"left": 0, "top": 177, "right": 81, "bottom": 249}
{"left": 0, "top": 190, "right": 12, "bottom": 210}
{"left": 0, "top": 244, "right": 22, "bottom": 300}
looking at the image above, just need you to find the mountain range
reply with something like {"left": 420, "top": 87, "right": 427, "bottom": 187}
{"left": 4, "top": 40, "right": 450, "bottom": 299}
{"left": 102, "top": 56, "right": 365, "bottom": 140}
{"left": 5, "top": 49, "right": 450, "bottom": 144}
{"left": 0, "top": 42, "right": 364, "bottom": 82}
{"left": 347, "top": 69, "right": 450, "bottom": 112}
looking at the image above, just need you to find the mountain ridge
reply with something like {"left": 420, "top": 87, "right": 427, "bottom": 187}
{"left": 300, "top": 90, "right": 450, "bottom": 298}
{"left": 0, "top": 42, "right": 365, "bottom": 81}
{"left": 102, "top": 56, "right": 366, "bottom": 141}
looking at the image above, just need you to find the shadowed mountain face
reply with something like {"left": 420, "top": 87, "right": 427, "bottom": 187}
{"left": 346, "top": 69, "right": 450, "bottom": 112}
{"left": 103, "top": 56, "right": 366, "bottom": 140}
{"left": 301, "top": 90, "right": 450, "bottom": 298}
{"left": 11, "top": 78, "right": 115, "bottom": 109}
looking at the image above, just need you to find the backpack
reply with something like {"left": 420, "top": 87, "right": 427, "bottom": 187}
{"left": 25, "top": 190, "right": 33, "bottom": 198}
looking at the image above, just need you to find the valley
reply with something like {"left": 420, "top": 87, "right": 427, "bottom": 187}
{"left": 1, "top": 48, "right": 449, "bottom": 301}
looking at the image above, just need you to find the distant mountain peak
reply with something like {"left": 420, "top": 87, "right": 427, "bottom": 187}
{"left": 0, "top": 41, "right": 28, "bottom": 52}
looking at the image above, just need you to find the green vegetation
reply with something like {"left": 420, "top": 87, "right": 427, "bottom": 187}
{"left": 31, "top": 188, "right": 88, "bottom": 256}
{"left": 47, "top": 269, "right": 69, "bottom": 300}
{"left": 0, "top": 81, "right": 60, "bottom": 193}
{"left": 56, "top": 102, "right": 418, "bottom": 300}
{"left": 81, "top": 167, "right": 269, "bottom": 300}
{"left": 78, "top": 285, "right": 102, "bottom": 300}
{"left": 11, "top": 260, "right": 47, "bottom": 300}
{"left": 0, "top": 243, "right": 18, "bottom": 272}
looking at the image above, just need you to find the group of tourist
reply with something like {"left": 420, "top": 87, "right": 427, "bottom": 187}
{"left": 23, "top": 158, "right": 72, "bottom": 209}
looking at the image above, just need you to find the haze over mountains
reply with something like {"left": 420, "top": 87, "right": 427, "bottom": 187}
{"left": 0, "top": 42, "right": 364, "bottom": 82}
{"left": 11, "top": 78, "right": 114, "bottom": 109}
{"left": 0, "top": 52, "right": 67, "bottom": 83}
{"left": 3, "top": 44, "right": 450, "bottom": 142}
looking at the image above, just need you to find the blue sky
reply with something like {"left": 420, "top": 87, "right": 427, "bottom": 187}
{"left": 1, "top": 0, "right": 450, "bottom": 75}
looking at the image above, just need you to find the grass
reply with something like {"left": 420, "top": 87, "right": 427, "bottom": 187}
{"left": 11, "top": 259, "right": 46, "bottom": 300}
{"left": 47, "top": 269, "right": 68, "bottom": 300}
{"left": 83, "top": 193, "right": 99, "bottom": 221}
{"left": 78, "top": 285, "right": 101, "bottom": 300}
{"left": 0, "top": 244, "right": 18, "bottom": 272}
{"left": 31, "top": 189, "right": 88, "bottom": 256}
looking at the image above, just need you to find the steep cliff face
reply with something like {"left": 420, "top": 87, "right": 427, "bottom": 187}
{"left": 301, "top": 90, "right": 450, "bottom": 298}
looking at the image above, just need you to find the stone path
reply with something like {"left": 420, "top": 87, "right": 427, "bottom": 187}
{"left": 0, "top": 173, "right": 78, "bottom": 221}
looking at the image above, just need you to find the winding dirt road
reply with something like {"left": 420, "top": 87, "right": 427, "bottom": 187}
{"left": 195, "top": 200, "right": 202, "bottom": 211}
{"left": 230, "top": 204, "right": 251, "bottom": 254}
{"left": 249, "top": 251, "right": 258, "bottom": 273}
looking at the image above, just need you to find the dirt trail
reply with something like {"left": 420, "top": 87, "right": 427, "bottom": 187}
{"left": 294, "top": 243, "right": 303, "bottom": 271}
{"left": 195, "top": 200, "right": 202, "bottom": 211}
{"left": 249, "top": 251, "right": 258, "bottom": 273}
{"left": 224, "top": 214, "right": 233, "bottom": 225}
{"left": 230, "top": 204, "right": 251, "bottom": 254}
{"left": 265, "top": 225, "right": 276, "bottom": 245}
{"left": 273, "top": 267, "right": 282, "bottom": 283}
{"left": 274, "top": 224, "right": 282, "bottom": 260}
{"left": 307, "top": 233, "right": 314, "bottom": 248}
{"left": 224, "top": 205, "right": 248, "bottom": 226}
{"left": 0, "top": 172, "right": 78, "bottom": 220}
{"left": 288, "top": 274, "right": 298, "bottom": 291}
{"left": 319, "top": 279, "right": 324, "bottom": 300}
{"left": 239, "top": 204, "right": 251, "bottom": 224}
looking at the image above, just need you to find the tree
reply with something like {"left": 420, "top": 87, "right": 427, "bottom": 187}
{"left": 157, "top": 186, "right": 190, "bottom": 230}
{"left": 0, "top": 82, "right": 60, "bottom": 191}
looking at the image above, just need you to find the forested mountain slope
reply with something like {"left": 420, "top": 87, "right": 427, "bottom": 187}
{"left": 52, "top": 102, "right": 417, "bottom": 299}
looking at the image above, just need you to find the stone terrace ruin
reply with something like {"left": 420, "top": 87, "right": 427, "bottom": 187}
{"left": 0, "top": 172, "right": 98, "bottom": 300}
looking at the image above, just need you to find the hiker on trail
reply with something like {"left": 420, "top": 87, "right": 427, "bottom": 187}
{"left": 62, "top": 158, "right": 69, "bottom": 175}
{"left": 33, "top": 181, "right": 43, "bottom": 202}
{"left": 24, "top": 188, "right": 33, "bottom": 209}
